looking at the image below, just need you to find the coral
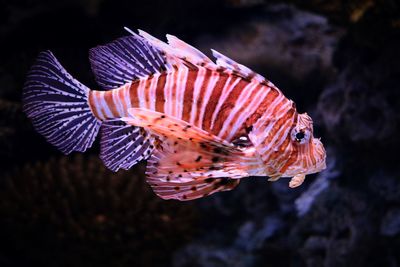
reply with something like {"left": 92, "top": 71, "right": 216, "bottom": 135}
{"left": 0, "top": 155, "right": 197, "bottom": 267}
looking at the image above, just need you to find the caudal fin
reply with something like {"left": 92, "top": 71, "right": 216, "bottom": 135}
{"left": 23, "top": 51, "right": 101, "bottom": 154}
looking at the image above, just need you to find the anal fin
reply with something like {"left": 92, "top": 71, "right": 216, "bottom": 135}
{"left": 100, "top": 119, "right": 154, "bottom": 171}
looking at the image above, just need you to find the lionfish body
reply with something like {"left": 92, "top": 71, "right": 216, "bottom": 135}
{"left": 23, "top": 28, "right": 326, "bottom": 201}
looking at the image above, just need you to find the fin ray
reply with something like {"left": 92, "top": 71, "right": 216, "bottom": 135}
{"left": 100, "top": 119, "right": 154, "bottom": 171}
{"left": 211, "top": 49, "right": 267, "bottom": 83}
{"left": 89, "top": 34, "right": 167, "bottom": 89}
{"left": 23, "top": 51, "right": 101, "bottom": 154}
{"left": 166, "top": 34, "right": 213, "bottom": 65}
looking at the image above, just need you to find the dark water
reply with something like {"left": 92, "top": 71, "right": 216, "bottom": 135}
{"left": 1, "top": 0, "right": 400, "bottom": 266}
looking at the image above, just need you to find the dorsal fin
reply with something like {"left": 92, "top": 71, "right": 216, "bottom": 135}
{"left": 137, "top": 29, "right": 180, "bottom": 67}
{"left": 90, "top": 27, "right": 270, "bottom": 90}
{"left": 166, "top": 34, "right": 213, "bottom": 65}
{"left": 211, "top": 49, "right": 267, "bottom": 83}
{"left": 89, "top": 33, "right": 169, "bottom": 90}
{"left": 137, "top": 29, "right": 217, "bottom": 69}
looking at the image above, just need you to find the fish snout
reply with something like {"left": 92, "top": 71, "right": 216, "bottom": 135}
{"left": 313, "top": 137, "right": 327, "bottom": 172}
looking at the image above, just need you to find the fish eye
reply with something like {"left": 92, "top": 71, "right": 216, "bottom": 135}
{"left": 232, "top": 135, "right": 252, "bottom": 147}
{"left": 295, "top": 132, "right": 305, "bottom": 140}
{"left": 291, "top": 128, "right": 310, "bottom": 144}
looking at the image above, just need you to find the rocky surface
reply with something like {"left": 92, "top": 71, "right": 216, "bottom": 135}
{"left": 0, "top": 0, "right": 399, "bottom": 266}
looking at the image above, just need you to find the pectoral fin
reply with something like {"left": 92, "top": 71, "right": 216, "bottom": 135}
{"left": 123, "top": 108, "right": 232, "bottom": 147}
{"left": 289, "top": 174, "right": 306, "bottom": 188}
{"left": 145, "top": 137, "right": 249, "bottom": 200}
{"left": 122, "top": 107, "right": 262, "bottom": 200}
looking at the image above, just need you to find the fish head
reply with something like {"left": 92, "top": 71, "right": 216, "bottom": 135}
{"left": 248, "top": 111, "right": 326, "bottom": 179}
{"left": 281, "top": 112, "right": 326, "bottom": 177}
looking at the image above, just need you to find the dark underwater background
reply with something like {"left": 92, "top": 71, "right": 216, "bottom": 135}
{"left": 1, "top": 0, "right": 400, "bottom": 266}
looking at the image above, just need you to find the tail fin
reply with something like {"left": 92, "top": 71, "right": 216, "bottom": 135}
{"left": 23, "top": 51, "right": 101, "bottom": 154}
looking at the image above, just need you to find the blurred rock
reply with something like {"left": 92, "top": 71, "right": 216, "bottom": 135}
{"left": 195, "top": 4, "right": 344, "bottom": 108}
{"left": 226, "top": 0, "right": 400, "bottom": 27}
{"left": 0, "top": 99, "right": 53, "bottom": 169}
{"left": 318, "top": 44, "right": 400, "bottom": 147}
{"left": 381, "top": 209, "right": 400, "bottom": 236}
{"left": 173, "top": 215, "right": 283, "bottom": 267}
{"left": 225, "top": 0, "right": 264, "bottom": 8}
{"left": 369, "top": 170, "right": 400, "bottom": 203}
{"left": 295, "top": 148, "right": 339, "bottom": 217}
{"left": 292, "top": 186, "right": 374, "bottom": 267}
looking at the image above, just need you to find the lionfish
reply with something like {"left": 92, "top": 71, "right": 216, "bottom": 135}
{"left": 23, "top": 28, "right": 326, "bottom": 201}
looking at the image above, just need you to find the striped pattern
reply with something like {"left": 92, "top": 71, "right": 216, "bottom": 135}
{"left": 100, "top": 119, "right": 154, "bottom": 171}
{"left": 89, "top": 35, "right": 167, "bottom": 90}
{"left": 22, "top": 30, "right": 326, "bottom": 201}
{"left": 87, "top": 29, "right": 326, "bottom": 181}
{"left": 282, "top": 114, "right": 326, "bottom": 177}
{"left": 88, "top": 64, "right": 288, "bottom": 143}
{"left": 88, "top": 63, "right": 310, "bottom": 177}
{"left": 23, "top": 51, "right": 101, "bottom": 154}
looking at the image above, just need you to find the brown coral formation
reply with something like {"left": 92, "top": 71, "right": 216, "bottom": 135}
{"left": 0, "top": 155, "right": 197, "bottom": 267}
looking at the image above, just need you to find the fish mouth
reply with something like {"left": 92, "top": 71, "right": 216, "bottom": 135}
{"left": 282, "top": 139, "right": 327, "bottom": 177}
{"left": 287, "top": 159, "right": 326, "bottom": 178}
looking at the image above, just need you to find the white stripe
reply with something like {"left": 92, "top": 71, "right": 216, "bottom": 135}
{"left": 274, "top": 144, "right": 293, "bottom": 173}
{"left": 112, "top": 87, "right": 124, "bottom": 116}
{"left": 258, "top": 101, "right": 293, "bottom": 159}
{"left": 260, "top": 110, "right": 295, "bottom": 161}
{"left": 176, "top": 64, "right": 189, "bottom": 120}
{"left": 189, "top": 67, "right": 206, "bottom": 124}
{"left": 305, "top": 146, "right": 312, "bottom": 168}
{"left": 260, "top": 103, "right": 294, "bottom": 154}
{"left": 273, "top": 132, "right": 297, "bottom": 174}
{"left": 164, "top": 69, "right": 174, "bottom": 115}
{"left": 197, "top": 71, "right": 220, "bottom": 128}
{"left": 91, "top": 91, "right": 106, "bottom": 120}
{"left": 225, "top": 85, "right": 270, "bottom": 141}
{"left": 210, "top": 76, "right": 240, "bottom": 130}
{"left": 123, "top": 82, "right": 132, "bottom": 116}
{"left": 149, "top": 73, "right": 159, "bottom": 111}
{"left": 251, "top": 92, "right": 285, "bottom": 146}
{"left": 217, "top": 80, "right": 258, "bottom": 138}
{"left": 137, "top": 78, "right": 147, "bottom": 108}
{"left": 98, "top": 91, "right": 113, "bottom": 118}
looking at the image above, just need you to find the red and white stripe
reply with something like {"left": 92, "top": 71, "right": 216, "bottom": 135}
{"left": 88, "top": 66, "right": 301, "bottom": 177}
